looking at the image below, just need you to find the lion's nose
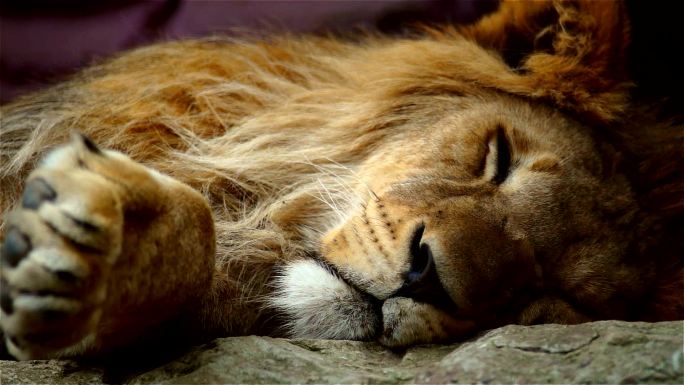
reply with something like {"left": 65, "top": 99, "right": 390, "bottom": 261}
{"left": 392, "top": 225, "right": 456, "bottom": 309}
{"left": 406, "top": 224, "right": 431, "bottom": 288}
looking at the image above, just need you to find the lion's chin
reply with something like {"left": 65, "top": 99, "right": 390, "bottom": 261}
{"left": 270, "top": 259, "right": 381, "bottom": 340}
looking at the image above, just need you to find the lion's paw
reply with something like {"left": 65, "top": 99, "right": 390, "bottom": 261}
{"left": 0, "top": 134, "right": 127, "bottom": 359}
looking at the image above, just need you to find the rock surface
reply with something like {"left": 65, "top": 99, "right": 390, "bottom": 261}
{"left": 1, "top": 320, "right": 682, "bottom": 384}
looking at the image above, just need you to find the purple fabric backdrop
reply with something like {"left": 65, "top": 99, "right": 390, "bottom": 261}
{"left": 0, "top": 0, "right": 495, "bottom": 103}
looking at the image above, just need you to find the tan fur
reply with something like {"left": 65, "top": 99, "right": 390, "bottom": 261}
{"left": 0, "top": 0, "right": 681, "bottom": 359}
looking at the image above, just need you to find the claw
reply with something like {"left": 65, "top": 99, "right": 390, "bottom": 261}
{"left": 1, "top": 288, "right": 13, "bottom": 315}
{"left": 1, "top": 228, "right": 31, "bottom": 268}
{"left": 71, "top": 132, "right": 102, "bottom": 155}
{"left": 21, "top": 178, "right": 56, "bottom": 210}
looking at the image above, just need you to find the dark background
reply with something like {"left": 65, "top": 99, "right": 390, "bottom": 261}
{"left": 0, "top": 0, "right": 496, "bottom": 103}
{"left": 1, "top": 1, "right": 682, "bottom": 106}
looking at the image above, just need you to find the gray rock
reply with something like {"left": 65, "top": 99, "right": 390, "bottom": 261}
{"left": 416, "top": 321, "right": 684, "bottom": 384}
{"left": 1, "top": 320, "right": 682, "bottom": 384}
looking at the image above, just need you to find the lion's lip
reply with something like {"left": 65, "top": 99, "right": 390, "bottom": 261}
{"left": 376, "top": 296, "right": 477, "bottom": 347}
{"left": 313, "top": 251, "right": 460, "bottom": 341}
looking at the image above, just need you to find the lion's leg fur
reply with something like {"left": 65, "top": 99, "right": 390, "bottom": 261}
{"left": 1, "top": 32, "right": 429, "bottom": 356}
{"left": 0, "top": 133, "right": 221, "bottom": 358}
{"left": 0, "top": 38, "right": 372, "bottom": 356}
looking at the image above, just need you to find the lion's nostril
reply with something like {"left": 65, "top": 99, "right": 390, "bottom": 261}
{"left": 404, "top": 245, "right": 435, "bottom": 295}
{"left": 399, "top": 225, "right": 437, "bottom": 296}
{"left": 407, "top": 224, "right": 430, "bottom": 284}
{"left": 394, "top": 224, "right": 456, "bottom": 310}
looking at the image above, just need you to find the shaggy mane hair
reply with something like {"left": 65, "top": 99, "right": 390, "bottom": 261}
{"left": 1, "top": 0, "right": 682, "bottom": 332}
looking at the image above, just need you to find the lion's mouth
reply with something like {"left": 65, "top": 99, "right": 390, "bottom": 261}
{"left": 269, "top": 255, "right": 465, "bottom": 345}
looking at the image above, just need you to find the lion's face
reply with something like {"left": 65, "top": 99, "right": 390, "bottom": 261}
{"left": 273, "top": 93, "right": 640, "bottom": 346}
{"left": 270, "top": 1, "right": 647, "bottom": 346}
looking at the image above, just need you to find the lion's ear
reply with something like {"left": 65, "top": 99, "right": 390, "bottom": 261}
{"left": 460, "top": 0, "right": 631, "bottom": 125}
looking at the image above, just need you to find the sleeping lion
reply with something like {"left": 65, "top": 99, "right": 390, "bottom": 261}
{"left": 0, "top": 0, "right": 682, "bottom": 360}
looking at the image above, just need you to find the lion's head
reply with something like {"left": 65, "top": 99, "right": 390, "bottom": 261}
{"left": 269, "top": 0, "right": 682, "bottom": 346}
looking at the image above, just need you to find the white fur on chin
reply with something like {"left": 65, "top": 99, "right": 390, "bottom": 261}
{"left": 269, "top": 259, "right": 380, "bottom": 340}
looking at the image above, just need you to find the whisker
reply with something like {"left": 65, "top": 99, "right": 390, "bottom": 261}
{"left": 319, "top": 157, "right": 380, "bottom": 202}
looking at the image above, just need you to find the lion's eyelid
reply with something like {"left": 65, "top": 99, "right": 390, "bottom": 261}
{"left": 492, "top": 127, "right": 512, "bottom": 184}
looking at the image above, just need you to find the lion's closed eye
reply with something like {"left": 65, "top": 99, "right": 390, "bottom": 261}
{"left": 484, "top": 126, "right": 512, "bottom": 184}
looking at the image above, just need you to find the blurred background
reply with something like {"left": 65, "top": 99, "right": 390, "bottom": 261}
{"left": 1, "top": 1, "right": 682, "bottom": 107}
{"left": 0, "top": 0, "right": 497, "bottom": 103}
